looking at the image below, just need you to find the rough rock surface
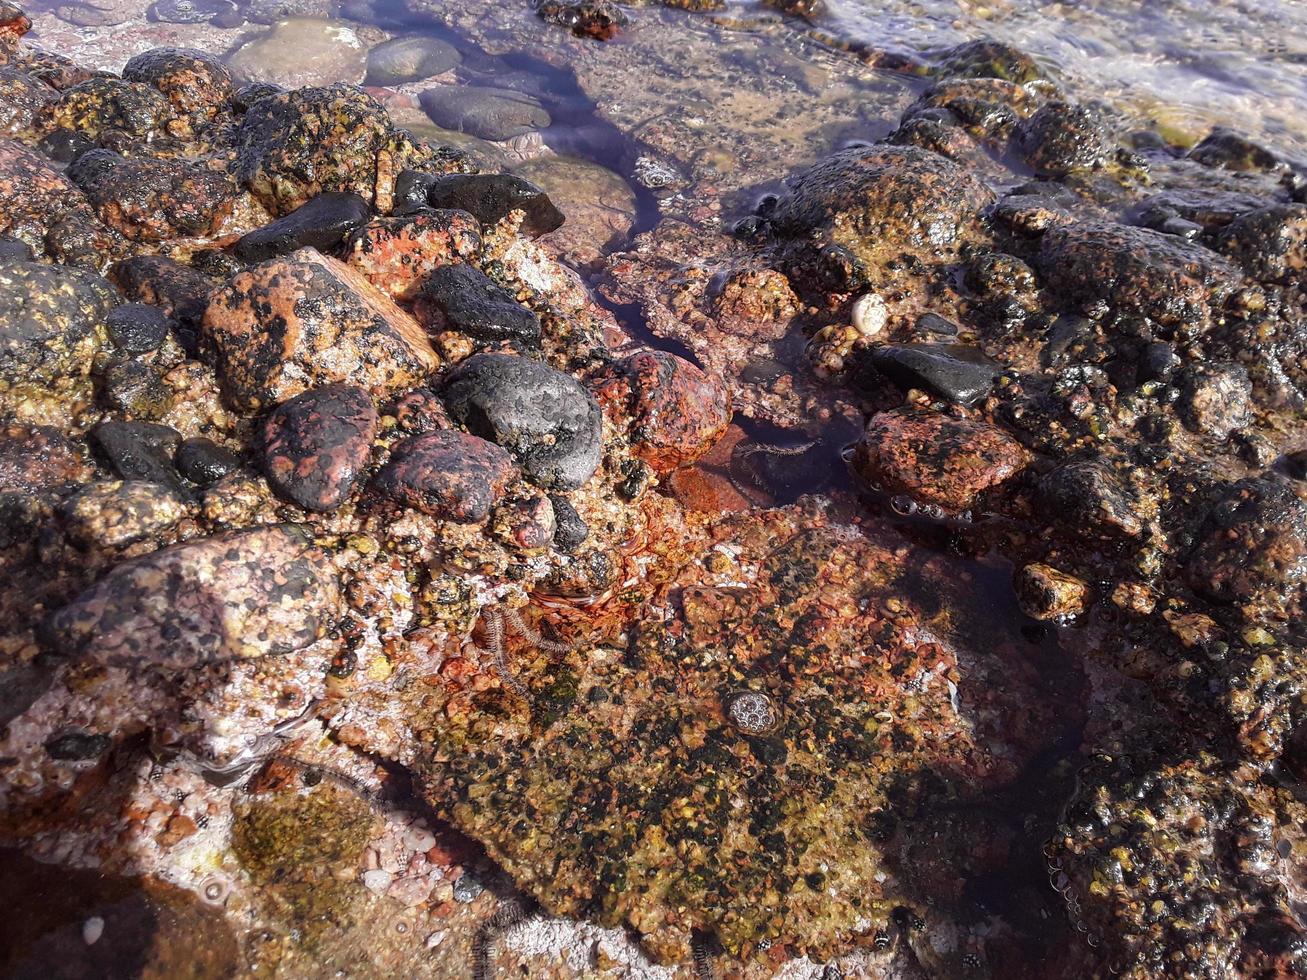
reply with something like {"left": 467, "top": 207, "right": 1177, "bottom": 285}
{"left": 342, "top": 208, "right": 482, "bottom": 301}
{"left": 259, "top": 384, "right": 378, "bottom": 512}
{"left": 373, "top": 428, "right": 516, "bottom": 523}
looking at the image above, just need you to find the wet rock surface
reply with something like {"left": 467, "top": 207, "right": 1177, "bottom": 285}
{"left": 373, "top": 428, "right": 516, "bottom": 522}
{"left": 259, "top": 384, "right": 378, "bottom": 512}
{"left": 342, "top": 208, "right": 482, "bottom": 301}
{"left": 405, "top": 171, "right": 565, "bottom": 237}
{"left": 235, "top": 191, "right": 372, "bottom": 262}
{"left": 413, "top": 261, "right": 540, "bottom": 344}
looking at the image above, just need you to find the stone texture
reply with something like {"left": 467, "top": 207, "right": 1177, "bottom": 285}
{"left": 373, "top": 429, "right": 516, "bottom": 523}
{"left": 0, "top": 424, "right": 94, "bottom": 492}
{"left": 342, "top": 209, "right": 482, "bottom": 302}
{"left": 401, "top": 172, "right": 565, "bottom": 238}
{"left": 202, "top": 248, "right": 438, "bottom": 413}
{"left": 235, "top": 191, "right": 372, "bottom": 262}
{"left": 46, "top": 523, "right": 341, "bottom": 667}
{"left": 413, "top": 262, "right": 539, "bottom": 343}
{"left": 227, "top": 19, "right": 368, "bottom": 90}
{"left": 61, "top": 479, "right": 187, "bottom": 548}
{"left": 259, "top": 384, "right": 378, "bottom": 512}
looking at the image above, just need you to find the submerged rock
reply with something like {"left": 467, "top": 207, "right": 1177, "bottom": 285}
{"left": 227, "top": 18, "right": 369, "bottom": 89}
{"left": 202, "top": 248, "right": 438, "bottom": 412}
{"left": 418, "top": 84, "right": 550, "bottom": 141}
{"left": 364, "top": 34, "right": 461, "bottom": 86}
{"left": 45, "top": 523, "right": 340, "bottom": 667}
{"left": 440, "top": 352, "right": 602, "bottom": 490}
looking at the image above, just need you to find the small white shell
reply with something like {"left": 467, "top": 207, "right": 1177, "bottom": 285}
{"left": 82, "top": 916, "right": 105, "bottom": 946}
{"left": 851, "top": 293, "right": 888, "bottom": 338}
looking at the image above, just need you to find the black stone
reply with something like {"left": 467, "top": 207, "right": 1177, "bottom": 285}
{"left": 105, "top": 303, "right": 171, "bottom": 355}
{"left": 90, "top": 421, "right": 184, "bottom": 491}
{"left": 235, "top": 192, "right": 372, "bottom": 262}
{"left": 549, "top": 493, "right": 588, "bottom": 552}
{"left": 864, "top": 343, "right": 1001, "bottom": 406}
{"left": 916, "top": 312, "right": 960, "bottom": 337}
{"left": 419, "top": 264, "right": 541, "bottom": 345}
{"left": 37, "top": 127, "right": 94, "bottom": 164}
{"left": 392, "top": 170, "right": 437, "bottom": 216}
{"left": 44, "top": 731, "right": 111, "bottom": 760}
{"left": 440, "top": 353, "right": 602, "bottom": 490}
{"left": 175, "top": 438, "right": 241, "bottom": 487}
{"left": 0, "top": 235, "right": 34, "bottom": 263}
{"left": 1137, "top": 341, "right": 1179, "bottom": 383}
{"left": 420, "top": 173, "right": 564, "bottom": 238}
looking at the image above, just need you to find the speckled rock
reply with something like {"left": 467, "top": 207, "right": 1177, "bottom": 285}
{"left": 61, "top": 479, "right": 187, "bottom": 548}
{"left": 592, "top": 349, "right": 730, "bottom": 473}
{"left": 122, "top": 48, "right": 234, "bottom": 137}
{"left": 232, "top": 84, "right": 453, "bottom": 215}
{"left": 852, "top": 407, "right": 1029, "bottom": 512}
{"left": 202, "top": 248, "right": 439, "bottom": 412}
{"left": 235, "top": 191, "right": 372, "bottom": 262}
{"left": 418, "top": 84, "right": 550, "bottom": 142}
{"left": 1037, "top": 459, "right": 1152, "bottom": 538}
{"left": 1176, "top": 362, "right": 1253, "bottom": 439}
{"left": 1037, "top": 220, "right": 1241, "bottom": 328}
{"left": 260, "top": 384, "right": 378, "bottom": 512}
{"left": 440, "top": 352, "right": 602, "bottom": 490}
{"left": 364, "top": 34, "right": 461, "bottom": 86}
{"left": 1187, "top": 128, "right": 1286, "bottom": 173}
{"left": 770, "top": 145, "right": 994, "bottom": 270}
{"left": 401, "top": 172, "right": 565, "bottom": 238}
{"left": 0, "top": 67, "right": 57, "bottom": 138}
{"left": 1214, "top": 203, "right": 1307, "bottom": 283}
{"left": 0, "top": 138, "right": 117, "bottom": 266}
{"left": 69, "top": 149, "right": 237, "bottom": 243}
{"left": 42, "top": 76, "right": 169, "bottom": 141}
{"left": 1186, "top": 478, "right": 1307, "bottom": 619}
{"left": 413, "top": 262, "right": 539, "bottom": 344}
{"left": 227, "top": 19, "right": 369, "bottom": 90}
{"left": 0, "top": 259, "right": 115, "bottom": 417}
{"left": 373, "top": 428, "right": 516, "bottom": 522}
{"left": 110, "top": 255, "right": 213, "bottom": 328}
{"left": 342, "top": 209, "right": 482, "bottom": 302}
{"left": 0, "top": 424, "right": 94, "bottom": 492}
{"left": 46, "top": 523, "right": 341, "bottom": 667}
{"left": 1014, "top": 562, "right": 1089, "bottom": 620}
{"left": 1016, "top": 101, "right": 1112, "bottom": 176}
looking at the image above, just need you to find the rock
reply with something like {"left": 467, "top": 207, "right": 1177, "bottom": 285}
{"left": 0, "top": 138, "right": 117, "bottom": 267}
{"left": 592, "top": 350, "right": 730, "bottom": 473}
{"left": 45, "top": 523, "right": 341, "bottom": 667}
{"left": 1015, "top": 562, "right": 1090, "bottom": 621}
{"left": 492, "top": 493, "right": 555, "bottom": 550}
{"left": 89, "top": 421, "right": 185, "bottom": 491}
{"left": 770, "top": 145, "right": 994, "bottom": 271}
{"left": 0, "top": 233, "right": 32, "bottom": 261}
{"left": 548, "top": 493, "right": 588, "bottom": 551}
{"left": 851, "top": 408, "right": 1029, "bottom": 512}
{"left": 1037, "top": 220, "right": 1241, "bottom": 328}
{"left": 0, "top": 67, "right": 58, "bottom": 138}
{"left": 440, "top": 353, "right": 602, "bottom": 490}
{"left": 1016, "top": 101, "right": 1112, "bottom": 176}
{"left": 1176, "top": 362, "right": 1252, "bottom": 440}
{"left": 147, "top": 0, "right": 238, "bottom": 23}
{"left": 0, "top": 424, "right": 95, "bottom": 492}
{"left": 61, "top": 480, "right": 187, "bottom": 548}
{"left": 373, "top": 429, "right": 516, "bottom": 523}
{"left": 0, "top": 259, "right": 115, "bottom": 417}
{"left": 69, "top": 148, "right": 237, "bottom": 243}
{"left": 1187, "top": 478, "right": 1307, "bottom": 619}
{"left": 364, "top": 35, "right": 460, "bottom": 86}
{"left": 403, "top": 171, "right": 565, "bottom": 238}
{"left": 858, "top": 343, "right": 1001, "bottom": 406}
{"left": 105, "top": 303, "right": 172, "bottom": 356}
{"left": 233, "top": 84, "right": 451, "bottom": 215}
{"left": 110, "top": 255, "right": 213, "bottom": 328}
{"left": 176, "top": 438, "right": 241, "bottom": 487}
{"left": 235, "top": 191, "right": 373, "bottom": 262}
{"left": 1187, "top": 128, "right": 1286, "bottom": 174}
{"left": 342, "top": 209, "right": 482, "bottom": 302}
{"left": 935, "top": 39, "right": 1046, "bottom": 83}
{"left": 413, "top": 263, "right": 540, "bottom": 344}
{"left": 384, "top": 386, "right": 452, "bottom": 436}
{"left": 1214, "top": 204, "right": 1307, "bottom": 284}
{"left": 536, "top": 0, "right": 627, "bottom": 39}
{"left": 1134, "top": 188, "right": 1272, "bottom": 231}
{"left": 260, "top": 384, "right": 378, "bottom": 512}
{"left": 418, "top": 85, "right": 550, "bottom": 142}
{"left": 121, "top": 48, "right": 234, "bottom": 136}
{"left": 43, "top": 76, "right": 170, "bottom": 141}
{"left": 1037, "top": 460, "right": 1151, "bottom": 538}
{"left": 227, "top": 19, "right": 369, "bottom": 89}
{"left": 511, "top": 155, "right": 635, "bottom": 269}
{"left": 202, "top": 248, "right": 438, "bottom": 412}
{"left": 100, "top": 360, "right": 176, "bottom": 419}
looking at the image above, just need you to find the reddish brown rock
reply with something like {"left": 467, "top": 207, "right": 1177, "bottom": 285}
{"left": 852, "top": 408, "right": 1029, "bottom": 512}
{"left": 384, "top": 387, "right": 452, "bottom": 437}
{"left": 42, "top": 76, "right": 170, "bottom": 141}
{"left": 0, "top": 67, "right": 57, "bottom": 138}
{"left": 46, "top": 523, "right": 341, "bottom": 668}
{"left": 260, "top": 384, "right": 378, "bottom": 512}
{"left": 0, "top": 138, "right": 117, "bottom": 266}
{"left": 202, "top": 248, "right": 439, "bottom": 413}
{"left": 69, "top": 149, "right": 237, "bottom": 243}
{"left": 0, "top": 424, "right": 95, "bottom": 492}
{"left": 0, "top": 1, "right": 31, "bottom": 50}
{"left": 373, "top": 429, "right": 516, "bottom": 523}
{"left": 342, "top": 209, "right": 482, "bottom": 302}
{"left": 121, "top": 48, "right": 234, "bottom": 137}
{"left": 593, "top": 349, "right": 731, "bottom": 474}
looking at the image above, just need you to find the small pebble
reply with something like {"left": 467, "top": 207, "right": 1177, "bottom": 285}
{"left": 403, "top": 824, "right": 437, "bottom": 852}
{"left": 851, "top": 292, "right": 887, "bottom": 338}
{"left": 82, "top": 916, "right": 104, "bottom": 945}
{"left": 452, "top": 872, "right": 483, "bottom": 902}
{"left": 361, "top": 869, "right": 394, "bottom": 894}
